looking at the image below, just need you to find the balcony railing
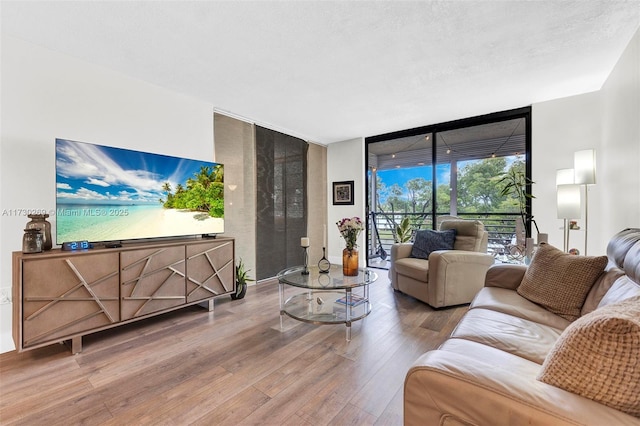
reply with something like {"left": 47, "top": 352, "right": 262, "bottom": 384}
{"left": 367, "top": 211, "right": 524, "bottom": 268}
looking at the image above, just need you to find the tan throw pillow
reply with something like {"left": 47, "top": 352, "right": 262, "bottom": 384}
{"left": 537, "top": 296, "right": 640, "bottom": 417}
{"left": 517, "top": 243, "right": 607, "bottom": 321}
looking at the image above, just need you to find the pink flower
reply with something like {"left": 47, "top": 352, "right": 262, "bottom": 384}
{"left": 336, "top": 216, "right": 364, "bottom": 250}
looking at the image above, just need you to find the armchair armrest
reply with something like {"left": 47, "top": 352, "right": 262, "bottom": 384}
{"left": 484, "top": 263, "right": 527, "bottom": 290}
{"left": 389, "top": 243, "right": 414, "bottom": 284}
{"left": 391, "top": 243, "right": 413, "bottom": 261}
{"left": 427, "top": 250, "right": 495, "bottom": 307}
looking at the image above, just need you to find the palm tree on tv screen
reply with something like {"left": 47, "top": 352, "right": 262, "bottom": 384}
{"left": 160, "top": 165, "right": 224, "bottom": 218}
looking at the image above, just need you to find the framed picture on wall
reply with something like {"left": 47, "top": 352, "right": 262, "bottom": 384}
{"left": 333, "top": 181, "right": 354, "bottom": 205}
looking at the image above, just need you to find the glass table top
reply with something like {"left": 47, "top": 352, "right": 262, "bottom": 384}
{"left": 277, "top": 264, "right": 378, "bottom": 290}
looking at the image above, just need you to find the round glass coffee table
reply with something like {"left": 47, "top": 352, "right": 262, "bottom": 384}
{"left": 277, "top": 264, "right": 378, "bottom": 341}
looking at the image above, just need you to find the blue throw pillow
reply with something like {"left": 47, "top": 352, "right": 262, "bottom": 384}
{"left": 410, "top": 229, "right": 457, "bottom": 259}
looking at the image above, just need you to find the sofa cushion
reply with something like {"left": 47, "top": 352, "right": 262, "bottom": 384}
{"left": 517, "top": 243, "right": 607, "bottom": 321}
{"left": 581, "top": 269, "right": 626, "bottom": 316}
{"left": 394, "top": 257, "right": 429, "bottom": 282}
{"left": 596, "top": 275, "right": 640, "bottom": 309}
{"left": 537, "top": 296, "right": 640, "bottom": 417}
{"left": 410, "top": 229, "right": 456, "bottom": 259}
{"left": 450, "top": 308, "right": 564, "bottom": 364}
{"left": 471, "top": 287, "right": 571, "bottom": 330}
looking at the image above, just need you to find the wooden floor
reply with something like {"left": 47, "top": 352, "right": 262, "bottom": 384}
{"left": 0, "top": 273, "right": 467, "bottom": 426}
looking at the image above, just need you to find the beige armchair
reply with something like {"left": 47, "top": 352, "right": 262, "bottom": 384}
{"left": 389, "top": 219, "right": 494, "bottom": 308}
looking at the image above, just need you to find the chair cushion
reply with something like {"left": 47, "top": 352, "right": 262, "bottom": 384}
{"left": 517, "top": 243, "right": 607, "bottom": 321}
{"left": 440, "top": 219, "right": 484, "bottom": 251}
{"left": 410, "top": 229, "right": 456, "bottom": 259}
{"left": 537, "top": 296, "right": 640, "bottom": 417}
{"left": 394, "top": 257, "right": 429, "bottom": 282}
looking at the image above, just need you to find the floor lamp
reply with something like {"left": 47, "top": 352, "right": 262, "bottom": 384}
{"left": 574, "top": 149, "right": 596, "bottom": 255}
{"left": 556, "top": 169, "right": 582, "bottom": 253}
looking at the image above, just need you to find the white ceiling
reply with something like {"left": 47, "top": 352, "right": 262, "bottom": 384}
{"left": 2, "top": 1, "right": 639, "bottom": 144}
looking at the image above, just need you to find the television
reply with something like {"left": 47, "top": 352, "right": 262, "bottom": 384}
{"left": 55, "top": 138, "right": 224, "bottom": 244}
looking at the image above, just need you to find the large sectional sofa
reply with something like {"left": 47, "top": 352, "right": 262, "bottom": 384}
{"left": 404, "top": 228, "right": 640, "bottom": 425}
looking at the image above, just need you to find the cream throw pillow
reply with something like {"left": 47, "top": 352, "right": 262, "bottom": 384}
{"left": 517, "top": 243, "right": 607, "bottom": 321}
{"left": 537, "top": 296, "right": 640, "bottom": 417}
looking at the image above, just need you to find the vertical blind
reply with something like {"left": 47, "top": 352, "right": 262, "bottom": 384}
{"left": 255, "top": 126, "right": 308, "bottom": 280}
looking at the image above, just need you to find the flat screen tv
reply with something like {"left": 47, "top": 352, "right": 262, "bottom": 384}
{"left": 55, "top": 138, "right": 224, "bottom": 244}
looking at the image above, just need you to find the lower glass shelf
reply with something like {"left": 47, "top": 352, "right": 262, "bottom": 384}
{"left": 282, "top": 290, "right": 371, "bottom": 325}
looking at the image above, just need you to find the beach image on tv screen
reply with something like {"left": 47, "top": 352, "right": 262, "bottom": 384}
{"left": 55, "top": 139, "right": 224, "bottom": 243}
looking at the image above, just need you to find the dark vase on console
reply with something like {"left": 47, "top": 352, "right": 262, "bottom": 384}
{"left": 25, "top": 214, "right": 52, "bottom": 250}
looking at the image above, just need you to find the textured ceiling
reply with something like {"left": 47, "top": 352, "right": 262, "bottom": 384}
{"left": 2, "top": 1, "right": 639, "bottom": 144}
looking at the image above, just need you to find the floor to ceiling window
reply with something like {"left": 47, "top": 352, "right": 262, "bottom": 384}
{"left": 366, "top": 107, "right": 531, "bottom": 269}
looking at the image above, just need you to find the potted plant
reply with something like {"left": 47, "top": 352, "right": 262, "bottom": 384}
{"left": 498, "top": 168, "right": 540, "bottom": 257}
{"left": 394, "top": 216, "right": 413, "bottom": 243}
{"left": 231, "top": 258, "right": 254, "bottom": 300}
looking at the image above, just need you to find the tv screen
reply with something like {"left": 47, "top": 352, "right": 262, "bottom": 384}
{"left": 55, "top": 138, "right": 224, "bottom": 244}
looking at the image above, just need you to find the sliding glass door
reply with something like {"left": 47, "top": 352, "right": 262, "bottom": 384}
{"left": 366, "top": 108, "right": 531, "bottom": 269}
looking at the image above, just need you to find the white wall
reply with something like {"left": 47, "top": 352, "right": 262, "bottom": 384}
{"left": 327, "top": 138, "right": 366, "bottom": 266}
{"left": 532, "top": 28, "right": 640, "bottom": 256}
{"left": 0, "top": 37, "right": 215, "bottom": 353}
{"left": 600, "top": 28, "right": 640, "bottom": 240}
{"left": 532, "top": 91, "right": 602, "bottom": 253}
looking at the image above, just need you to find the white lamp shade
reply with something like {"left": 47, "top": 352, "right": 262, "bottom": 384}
{"left": 557, "top": 184, "right": 582, "bottom": 219}
{"left": 556, "top": 168, "right": 575, "bottom": 186}
{"left": 574, "top": 149, "right": 596, "bottom": 185}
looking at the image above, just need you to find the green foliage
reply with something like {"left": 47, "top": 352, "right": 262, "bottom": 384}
{"left": 497, "top": 161, "right": 536, "bottom": 234}
{"left": 378, "top": 179, "right": 431, "bottom": 214}
{"left": 235, "top": 258, "right": 255, "bottom": 298}
{"left": 405, "top": 177, "right": 432, "bottom": 213}
{"left": 160, "top": 165, "right": 224, "bottom": 218}
{"left": 394, "top": 216, "right": 413, "bottom": 243}
{"left": 236, "top": 258, "right": 254, "bottom": 286}
{"left": 457, "top": 157, "right": 508, "bottom": 213}
{"left": 435, "top": 183, "right": 451, "bottom": 212}
{"left": 376, "top": 157, "right": 531, "bottom": 217}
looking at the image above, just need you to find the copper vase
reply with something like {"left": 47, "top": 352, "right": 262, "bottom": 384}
{"left": 342, "top": 248, "right": 359, "bottom": 276}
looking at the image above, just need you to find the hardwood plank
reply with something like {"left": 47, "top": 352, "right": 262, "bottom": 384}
{"left": 0, "top": 274, "right": 468, "bottom": 425}
{"left": 189, "top": 386, "right": 271, "bottom": 425}
{"left": 239, "top": 350, "right": 353, "bottom": 425}
{"left": 100, "top": 365, "right": 234, "bottom": 424}
{"left": 330, "top": 402, "right": 378, "bottom": 426}
{"left": 375, "top": 386, "right": 406, "bottom": 426}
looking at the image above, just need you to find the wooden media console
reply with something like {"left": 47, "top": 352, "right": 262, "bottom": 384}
{"left": 12, "top": 237, "right": 235, "bottom": 354}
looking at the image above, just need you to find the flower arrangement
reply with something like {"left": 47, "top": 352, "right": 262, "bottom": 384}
{"left": 336, "top": 216, "right": 365, "bottom": 251}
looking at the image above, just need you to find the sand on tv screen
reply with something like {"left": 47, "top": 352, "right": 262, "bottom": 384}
{"left": 55, "top": 138, "right": 224, "bottom": 244}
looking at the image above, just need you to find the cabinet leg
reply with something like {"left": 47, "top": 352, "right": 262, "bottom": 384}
{"left": 71, "top": 336, "right": 82, "bottom": 354}
{"left": 207, "top": 299, "right": 214, "bottom": 312}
